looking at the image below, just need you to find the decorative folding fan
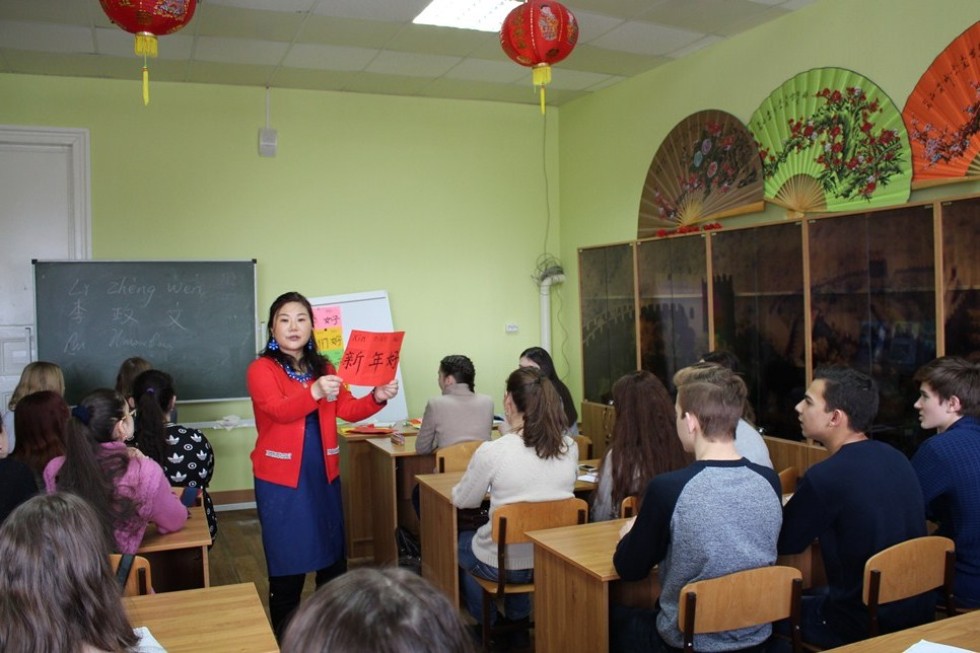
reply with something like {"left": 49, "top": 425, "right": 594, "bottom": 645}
{"left": 903, "top": 21, "right": 980, "bottom": 186}
{"left": 748, "top": 68, "right": 912, "bottom": 216}
{"left": 637, "top": 109, "right": 764, "bottom": 237}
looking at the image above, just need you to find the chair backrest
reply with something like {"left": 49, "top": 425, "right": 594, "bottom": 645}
{"left": 863, "top": 535, "right": 955, "bottom": 635}
{"left": 491, "top": 498, "right": 588, "bottom": 546}
{"left": 572, "top": 434, "right": 594, "bottom": 459}
{"left": 436, "top": 440, "right": 484, "bottom": 473}
{"left": 777, "top": 467, "right": 798, "bottom": 495}
{"left": 109, "top": 553, "right": 154, "bottom": 597}
{"left": 620, "top": 495, "right": 639, "bottom": 519}
{"left": 679, "top": 565, "right": 802, "bottom": 652}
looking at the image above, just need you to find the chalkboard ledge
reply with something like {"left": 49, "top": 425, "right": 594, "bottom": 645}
{"left": 183, "top": 418, "right": 256, "bottom": 431}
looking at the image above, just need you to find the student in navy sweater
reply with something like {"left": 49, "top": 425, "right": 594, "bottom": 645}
{"left": 910, "top": 356, "right": 980, "bottom": 608}
{"left": 779, "top": 367, "right": 932, "bottom": 648}
{"left": 613, "top": 366, "right": 782, "bottom": 652}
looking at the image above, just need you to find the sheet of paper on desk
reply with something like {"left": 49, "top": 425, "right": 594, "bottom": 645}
{"left": 578, "top": 472, "right": 598, "bottom": 483}
{"left": 903, "top": 640, "right": 978, "bottom": 653}
{"left": 134, "top": 627, "right": 167, "bottom": 653}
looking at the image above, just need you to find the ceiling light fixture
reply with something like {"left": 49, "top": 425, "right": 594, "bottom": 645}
{"left": 414, "top": 0, "right": 521, "bottom": 32}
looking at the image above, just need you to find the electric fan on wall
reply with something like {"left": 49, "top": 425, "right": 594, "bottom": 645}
{"left": 748, "top": 68, "right": 912, "bottom": 216}
{"left": 904, "top": 21, "right": 980, "bottom": 186}
{"left": 637, "top": 109, "right": 764, "bottom": 237}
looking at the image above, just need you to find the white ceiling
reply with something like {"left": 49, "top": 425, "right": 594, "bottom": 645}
{"left": 0, "top": 0, "right": 816, "bottom": 106}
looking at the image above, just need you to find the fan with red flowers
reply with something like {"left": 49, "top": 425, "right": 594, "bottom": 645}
{"left": 637, "top": 109, "right": 764, "bottom": 237}
{"left": 904, "top": 21, "right": 980, "bottom": 187}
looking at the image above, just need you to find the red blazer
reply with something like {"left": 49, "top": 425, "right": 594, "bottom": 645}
{"left": 247, "top": 356, "right": 384, "bottom": 487}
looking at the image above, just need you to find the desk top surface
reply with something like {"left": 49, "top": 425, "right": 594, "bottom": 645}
{"left": 527, "top": 519, "right": 630, "bottom": 582}
{"left": 369, "top": 434, "right": 424, "bottom": 456}
{"left": 825, "top": 609, "right": 980, "bottom": 652}
{"left": 138, "top": 505, "right": 211, "bottom": 552}
{"left": 124, "top": 583, "right": 278, "bottom": 653}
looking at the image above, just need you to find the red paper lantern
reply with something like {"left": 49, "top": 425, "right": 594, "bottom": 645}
{"left": 99, "top": 0, "right": 198, "bottom": 105}
{"left": 500, "top": 0, "right": 578, "bottom": 112}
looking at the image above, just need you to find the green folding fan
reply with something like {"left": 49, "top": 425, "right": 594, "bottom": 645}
{"left": 748, "top": 68, "right": 912, "bottom": 215}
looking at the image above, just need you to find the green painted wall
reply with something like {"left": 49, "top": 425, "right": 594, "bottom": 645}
{"left": 557, "top": 0, "right": 980, "bottom": 409}
{"left": 0, "top": 74, "right": 561, "bottom": 492}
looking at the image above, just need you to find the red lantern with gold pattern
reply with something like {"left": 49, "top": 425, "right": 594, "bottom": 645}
{"left": 500, "top": 0, "right": 578, "bottom": 113}
{"left": 99, "top": 0, "right": 198, "bottom": 105}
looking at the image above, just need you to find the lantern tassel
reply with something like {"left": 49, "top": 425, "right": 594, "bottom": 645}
{"left": 532, "top": 65, "right": 552, "bottom": 115}
{"left": 142, "top": 65, "right": 150, "bottom": 106}
{"left": 135, "top": 32, "right": 158, "bottom": 58}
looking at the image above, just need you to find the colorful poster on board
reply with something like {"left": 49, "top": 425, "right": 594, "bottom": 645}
{"left": 313, "top": 305, "right": 344, "bottom": 368}
{"left": 338, "top": 330, "right": 404, "bottom": 386}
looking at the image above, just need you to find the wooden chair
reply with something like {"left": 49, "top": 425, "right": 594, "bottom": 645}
{"left": 679, "top": 565, "right": 803, "bottom": 653}
{"left": 863, "top": 535, "right": 956, "bottom": 636}
{"left": 436, "top": 440, "right": 484, "bottom": 473}
{"left": 778, "top": 466, "right": 799, "bottom": 495}
{"left": 620, "top": 495, "right": 639, "bottom": 518}
{"left": 109, "top": 553, "right": 153, "bottom": 597}
{"left": 471, "top": 498, "right": 588, "bottom": 651}
{"left": 572, "top": 434, "right": 594, "bottom": 459}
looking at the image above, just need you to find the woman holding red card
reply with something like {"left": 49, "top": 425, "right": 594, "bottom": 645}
{"left": 248, "top": 291, "right": 399, "bottom": 640}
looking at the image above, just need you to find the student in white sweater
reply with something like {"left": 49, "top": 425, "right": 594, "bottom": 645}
{"left": 452, "top": 366, "right": 579, "bottom": 634}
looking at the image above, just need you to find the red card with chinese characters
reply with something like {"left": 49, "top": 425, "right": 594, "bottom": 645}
{"left": 337, "top": 330, "right": 404, "bottom": 386}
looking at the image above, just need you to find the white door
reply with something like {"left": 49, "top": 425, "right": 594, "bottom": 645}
{"left": 0, "top": 126, "right": 90, "bottom": 415}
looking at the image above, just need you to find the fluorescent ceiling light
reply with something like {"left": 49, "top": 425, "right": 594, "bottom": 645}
{"left": 414, "top": 0, "right": 521, "bottom": 32}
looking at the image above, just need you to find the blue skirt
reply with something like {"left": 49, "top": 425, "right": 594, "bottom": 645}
{"left": 255, "top": 413, "right": 345, "bottom": 576}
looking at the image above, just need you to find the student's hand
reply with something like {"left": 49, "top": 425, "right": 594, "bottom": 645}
{"left": 618, "top": 516, "right": 636, "bottom": 540}
{"left": 312, "top": 375, "right": 344, "bottom": 402}
{"left": 127, "top": 447, "right": 145, "bottom": 459}
{"left": 373, "top": 379, "right": 399, "bottom": 403}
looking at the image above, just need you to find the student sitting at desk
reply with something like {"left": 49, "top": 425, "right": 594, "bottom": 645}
{"left": 132, "top": 369, "right": 218, "bottom": 541}
{"left": 779, "top": 367, "right": 932, "bottom": 648}
{"left": 613, "top": 366, "right": 782, "bottom": 653}
{"left": 910, "top": 356, "right": 980, "bottom": 608}
{"left": 43, "top": 388, "right": 188, "bottom": 554}
{"left": 0, "top": 492, "right": 139, "bottom": 653}
{"left": 591, "top": 370, "right": 688, "bottom": 522}
{"left": 415, "top": 354, "right": 494, "bottom": 455}
{"left": 453, "top": 367, "right": 578, "bottom": 647}
{"left": 10, "top": 390, "right": 69, "bottom": 487}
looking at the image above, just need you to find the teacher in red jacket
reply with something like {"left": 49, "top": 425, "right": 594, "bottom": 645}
{"left": 247, "top": 291, "right": 398, "bottom": 640}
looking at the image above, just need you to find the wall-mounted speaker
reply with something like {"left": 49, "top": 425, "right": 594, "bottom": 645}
{"left": 258, "top": 128, "right": 278, "bottom": 157}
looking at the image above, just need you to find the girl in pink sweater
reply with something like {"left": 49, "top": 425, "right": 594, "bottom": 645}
{"left": 43, "top": 388, "right": 187, "bottom": 554}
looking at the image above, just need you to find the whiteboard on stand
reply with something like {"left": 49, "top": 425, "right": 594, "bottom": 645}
{"left": 307, "top": 290, "right": 408, "bottom": 423}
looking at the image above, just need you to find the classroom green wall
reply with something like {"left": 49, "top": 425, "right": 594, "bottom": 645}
{"left": 0, "top": 74, "right": 562, "bottom": 492}
{"left": 556, "top": 0, "right": 980, "bottom": 410}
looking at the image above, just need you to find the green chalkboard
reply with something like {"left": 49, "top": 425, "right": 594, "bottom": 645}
{"left": 34, "top": 260, "right": 257, "bottom": 404}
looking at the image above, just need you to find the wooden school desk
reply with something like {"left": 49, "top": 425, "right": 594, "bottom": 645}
{"left": 416, "top": 467, "right": 600, "bottom": 610}
{"left": 137, "top": 505, "right": 211, "bottom": 592}
{"left": 339, "top": 426, "right": 418, "bottom": 563}
{"left": 825, "top": 609, "right": 980, "bottom": 652}
{"left": 124, "top": 583, "right": 278, "bottom": 653}
{"left": 528, "top": 519, "right": 661, "bottom": 653}
{"left": 368, "top": 435, "right": 435, "bottom": 565}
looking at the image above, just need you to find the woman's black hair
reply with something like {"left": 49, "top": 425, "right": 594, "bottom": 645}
{"left": 520, "top": 346, "right": 578, "bottom": 429}
{"left": 439, "top": 355, "right": 476, "bottom": 392}
{"left": 132, "top": 369, "right": 177, "bottom": 467}
{"left": 507, "top": 367, "right": 568, "bottom": 460}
